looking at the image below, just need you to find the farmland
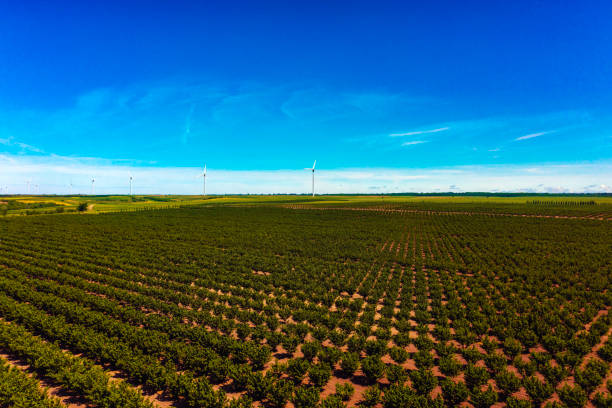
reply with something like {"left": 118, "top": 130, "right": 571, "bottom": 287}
{"left": 0, "top": 197, "right": 610, "bottom": 408}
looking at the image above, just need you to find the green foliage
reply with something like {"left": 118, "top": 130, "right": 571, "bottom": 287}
{"left": 495, "top": 369, "right": 521, "bottom": 395}
{"left": 470, "top": 385, "right": 498, "bottom": 408}
{"left": 558, "top": 384, "right": 588, "bottom": 408}
{"left": 334, "top": 382, "right": 354, "bottom": 401}
{"left": 386, "top": 364, "right": 408, "bottom": 385}
{"left": 438, "top": 355, "right": 462, "bottom": 376}
{"left": 292, "top": 386, "right": 320, "bottom": 408}
{"left": 308, "top": 363, "right": 332, "bottom": 388}
{"left": 409, "top": 368, "right": 437, "bottom": 395}
{"left": 339, "top": 352, "right": 359, "bottom": 376}
{"left": 361, "top": 356, "right": 385, "bottom": 383}
{"left": 523, "top": 376, "right": 554, "bottom": 405}
{"left": 441, "top": 379, "right": 469, "bottom": 406}
{"left": 464, "top": 364, "right": 490, "bottom": 390}
{"left": 361, "top": 385, "right": 381, "bottom": 407}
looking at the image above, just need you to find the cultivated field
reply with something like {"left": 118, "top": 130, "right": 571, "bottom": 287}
{"left": 0, "top": 197, "right": 610, "bottom": 408}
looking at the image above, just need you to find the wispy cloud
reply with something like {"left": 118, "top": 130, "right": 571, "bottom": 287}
{"left": 401, "top": 140, "right": 427, "bottom": 146}
{"left": 514, "top": 131, "right": 552, "bottom": 141}
{"left": 0, "top": 136, "right": 44, "bottom": 153}
{"left": 390, "top": 127, "right": 449, "bottom": 137}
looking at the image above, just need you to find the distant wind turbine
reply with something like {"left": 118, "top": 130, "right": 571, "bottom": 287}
{"left": 304, "top": 160, "right": 316, "bottom": 197}
{"left": 26, "top": 180, "right": 30, "bottom": 195}
{"left": 129, "top": 174, "right": 133, "bottom": 196}
{"left": 91, "top": 177, "right": 95, "bottom": 195}
{"left": 196, "top": 165, "right": 207, "bottom": 195}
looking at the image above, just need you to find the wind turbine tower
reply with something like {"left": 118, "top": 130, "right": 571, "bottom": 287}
{"left": 304, "top": 160, "right": 316, "bottom": 197}
{"left": 197, "top": 165, "right": 207, "bottom": 195}
{"left": 129, "top": 174, "right": 133, "bottom": 196}
{"left": 91, "top": 177, "right": 95, "bottom": 195}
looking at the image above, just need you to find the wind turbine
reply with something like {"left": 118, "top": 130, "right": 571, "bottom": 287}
{"left": 69, "top": 181, "right": 73, "bottom": 195}
{"left": 196, "top": 165, "right": 207, "bottom": 196}
{"left": 129, "top": 174, "right": 133, "bottom": 196}
{"left": 91, "top": 177, "right": 95, "bottom": 195}
{"left": 304, "top": 160, "right": 316, "bottom": 197}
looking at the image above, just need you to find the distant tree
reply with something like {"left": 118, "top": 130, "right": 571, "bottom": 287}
{"left": 77, "top": 202, "right": 88, "bottom": 212}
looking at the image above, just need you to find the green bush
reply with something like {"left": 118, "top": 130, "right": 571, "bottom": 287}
{"left": 464, "top": 364, "right": 490, "bottom": 390}
{"left": 441, "top": 379, "right": 469, "bottom": 406}
{"left": 334, "top": 382, "right": 354, "bottom": 401}
{"left": 558, "top": 384, "right": 588, "bottom": 408}
{"left": 308, "top": 363, "right": 332, "bottom": 388}
{"left": 470, "top": 385, "right": 498, "bottom": 408}
{"left": 495, "top": 369, "right": 521, "bottom": 395}
{"left": 292, "top": 386, "right": 320, "bottom": 408}
{"left": 361, "top": 385, "right": 381, "bottom": 407}
{"left": 386, "top": 364, "right": 408, "bottom": 385}
{"left": 409, "top": 368, "right": 437, "bottom": 395}
{"left": 523, "top": 376, "right": 554, "bottom": 405}
{"left": 361, "top": 356, "right": 385, "bottom": 383}
{"left": 339, "top": 352, "right": 359, "bottom": 376}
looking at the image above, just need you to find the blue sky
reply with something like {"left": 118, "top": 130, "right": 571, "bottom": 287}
{"left": 1, "top": 0, "right": 611, "bottom": 194}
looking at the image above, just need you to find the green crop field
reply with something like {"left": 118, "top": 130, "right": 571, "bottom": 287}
{"left": 0, "top": 198, "right": 610, "bottom": 408}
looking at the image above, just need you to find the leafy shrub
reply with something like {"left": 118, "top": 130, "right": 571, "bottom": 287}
{"left": 334, "top": 382, "right": 354, "bottom": 401}
{"left": 301, "top": 342, "right": 320, "bottom": 361}
{"left": 575, "top": 359, "right": 608, "bottom": 393}
{"left": 540, "top": 361, "right": 566, "bottom": 386}
{"left": 321, "top": 394, "right": 345, "bottom": 408}
{"left": 470, "top": 385, "right": 498, "bottom": 408}
{"left": 464, "top": 364, "right": 490, "bottom": 390}
{"left": 439, "top": 355, "right": 462, "bottom": 376}
{"left": 409, "top": 368, "right": 437, "bottom": 395}
{"left": 495, "top": 369, "right": 521, "bottom": 395}
{"left": 268, "top": 379, "right": 294, "bottom": 408}
{"left": 346, "top": 335, "right": 365, "bottom": 353}
{"left": 365, "top": 339, "right": 387, "bottom": 356}
{"left": 361, "top": 385, "right": 381, "bottom": 407}
{"left": 441, "top": 378, "right": 469, "bottom": 406}
{"left": 505, "top": 397, "right": 533, "bottom": 408}
{"left": 523, "top": 376, "right": 554, "bottom": 405}
{"left": 287, "top": 359, "right": 310, "bottom": 383}
{"left": 597, "top": 341, "right": 612, "bottom": 362}
{"left": 389, "top": 346, "right": 409, "bottom": 364}
{"left": 386, "top": 364, "right": 408, "bottom": 385}
{"left": 413, "top": 349, "right": 435, "bottom": 369}
{"left": 484, "top": 351, "right": 507, "bottom": 373}
{"left": 463, "top": 347, "right": 484, "bottom": 364}
{"left": 593, "top": 391, "right": 612, "bottom": 408}
{"left": 361, "top": 356, "right": 385, "bottom": 383}
{"left": 340, "top": 352, "right": 359, "bottom": 376}
{"left": 558, "top": 384, "right": 588, "bottom": 408}
{"left": 308, "top": 363, "right": 332, "bottom": 388}
{"left": 503, "top": 337, "right": 523, "bottom": 357}
{"left": 382, "top": 384, "right": 415, "bottom": 408}
{"left": 292, "top": 386, "right": 320, "bottom": 408}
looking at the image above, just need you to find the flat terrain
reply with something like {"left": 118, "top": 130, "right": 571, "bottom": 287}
{"left": 0, "top": 196, "right": 610, "bottom": 407}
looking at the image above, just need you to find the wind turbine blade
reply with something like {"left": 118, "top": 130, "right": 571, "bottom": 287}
{"left": 313, "top": 160, "right": 316, "bottom": 169}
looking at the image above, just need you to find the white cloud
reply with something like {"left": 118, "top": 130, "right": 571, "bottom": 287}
{"left": 514, "top": 131, "right": 551, "bottom": 141}
{"left": 401, "top": 141, "right": 427, "bottom": 146}
{"left": 390, "top": 127, "right": 449, "bottom": 137}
